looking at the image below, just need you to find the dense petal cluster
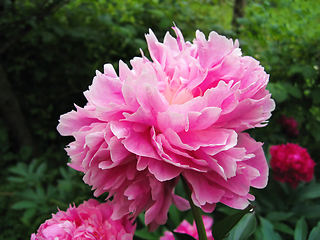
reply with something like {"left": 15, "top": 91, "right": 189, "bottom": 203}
{"left": 270, "top": 143, "right": 315, "bottom": 188}
{"left": 31, "top": 199, "right": 136, "bottom": 240}
{"left": 160, "top": 215, "right": 214, "bottom": 240}
{"left": 278, "top": 115, "right": 299, "bottom": 137}
{"left": 57, "top": 27, "right": 275, "bottom": 229}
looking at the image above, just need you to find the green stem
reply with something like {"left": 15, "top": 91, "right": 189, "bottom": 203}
{"left": 181, "top": 175, "right": 208, "bottom": 240}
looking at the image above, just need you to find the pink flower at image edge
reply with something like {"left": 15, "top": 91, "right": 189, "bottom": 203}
{"left": 57, "top": 26, "right": 275, "bottom": 230}
{"left": 160, "top": 215, "right": 214, "bottom": 240}
{"left": 270, "top": 143, "right": 315, "bottom": 188}
{"left": 31, "top": 199, "right": 136, "bottom": 240}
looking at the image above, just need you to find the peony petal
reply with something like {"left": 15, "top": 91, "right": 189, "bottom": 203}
{"left": 122, "top": 130, "right": 161, "bottom": 160}
{"left": 148, "top": 159, "right": 183, "bottom": 181}
{"left": 84, "top": 72, "right": 125, "bottom": 107}
{"left": 183, "top": 171, "right": 225, "bottom": 206}
{"left": 57, "top": 105, "right": 97, "bottom": 136}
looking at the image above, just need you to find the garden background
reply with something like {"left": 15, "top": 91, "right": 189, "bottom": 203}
{"left": 1, "top": 0, "right": 320, "bottom": 239}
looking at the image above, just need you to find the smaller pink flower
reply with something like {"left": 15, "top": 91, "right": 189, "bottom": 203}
{"left": 160, "top": 215, "right": 214, "bottom": 240}
{"left": 278, "top": 115, "right": 299, "bottom": 137}
{"left": 270, "top": 143, "right": 315, "bottom": 188}
{"left": 31, "top": 199, "right": 136, "bottom": 240}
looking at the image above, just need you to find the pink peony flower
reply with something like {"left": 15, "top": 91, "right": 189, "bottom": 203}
{"left": 278, "top": 115, "right": 299, "bottom": 137}
{"left": 270, "top": 143, "right": 315, "bottom": 188}
{"left": 160, "top": 215, "right": 214, "bottom": 240}
{"left": 57, "top": 26, "right": 275, "bottom": 229}
{"left": 30, "top": 199, "right": 136, "bottom": 240}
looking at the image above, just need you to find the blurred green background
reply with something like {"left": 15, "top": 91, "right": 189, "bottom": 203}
{"left": 1, "top": 0, "right": 320, "bottom": 239}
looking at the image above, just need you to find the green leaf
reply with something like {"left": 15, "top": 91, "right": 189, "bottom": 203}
{"left": 308, "top": 221, "right": 320, "bottom": 240}
{"left": 253, "top": 226, "right": 263, "bottom": 240}
{"left": 46, "top": 185, "right": 57, "bottom": 198}
{"left": 287, "top": 64, "right": 304, "bottom": 76}
{"left": 286, "top": 65, "right": 317, "bottom": 80}
{"left": 147, "top": 9, "right": 165, "bottom": 18}
{"left": 20, "top": 189, "right": 38, "bottom": 201}
{"left": 168, "top": 204, "right": 181, "bottom": 227}
{"left": 9, "top": 163, "right": 28, "bottom": 177}
{"left": 225, "top": 212, "right": 257, "bottom": 240}
{"left": 266, "top": 82, "right": 288, "bottom": 103}
{"left": 7, "top": 176, "right": 26, "bottom": 183}
{"left": 259, "top": 217, "right": 282, "bottom": 240}
{"left": 11, "top": 201, "right": 38, "bottom": 210}
{"left": 292, "top": 204, "right": 320, "bottom": 219}
{"left": 134, "top": 229, "right": 159, "bottom": 240}
{"left": 173, "top": 232, "right": 197, "bottom": 240}
{"left": 266, "top": 212, "right": 294, "bottom": 222}
{"left": 294, "top": 217, "right": 308, "bottom": 240}
{"left": 36, "top": 162, "right": 47, "bottom": 176}
{"left": 212, "top": 205, "right": 254, "bottom": 240}
{"left": 282, "top": 82, "right": 302, "bottom": 99}
{"left": 306, "top": 122, "right": 320, "bottom": 142}
{"left": 301, "top": 65, "right": 317, "bottom": 80}
{"left": 21, "top": 208, "right": 37, "bottom": 223}
{"left": 273, "top": 222, "right": 294, "bottom": 235}
{"left": 36, "top": 185, "right": 46, "bottom": 200}
{"left": 293, "top": 184, "right": 320, "bottom": 202}
{"left": 28, "top": 160, "right": 38, "bottom": 174}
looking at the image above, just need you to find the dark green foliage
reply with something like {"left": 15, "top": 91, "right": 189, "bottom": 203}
{"left": 294, "top": 217, "right": 308, "bottom": 240}
{"left": 212, "top": 205, "right": 254, "bottom": 240}
{"left": 225, "top": 212, "right": 257, "bottom": 240}
{"left": 173, "top": 232, "right": 197, "bottom": 240}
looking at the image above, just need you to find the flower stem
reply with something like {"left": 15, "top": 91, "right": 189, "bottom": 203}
{"left": 181, "top": 175, "right": 208, "bottom": 240}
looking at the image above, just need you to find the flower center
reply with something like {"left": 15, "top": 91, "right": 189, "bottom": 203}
{"left": 162, "top": 78, "right": 194, "bottom": 105}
